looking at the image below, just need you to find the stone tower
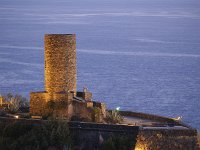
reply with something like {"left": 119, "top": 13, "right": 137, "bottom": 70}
{"left": 30, "top": 34, "right": 106, "bottom": 121}
{"left": 30, "top": 34, "right": 77, "bottom": 117}
{"left": 44, "top": 34, "right": 77, "bottom": 94}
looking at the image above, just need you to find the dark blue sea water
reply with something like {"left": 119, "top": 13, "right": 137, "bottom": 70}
{"left": 0, "top": 0, "right": 200, "bottom": 130}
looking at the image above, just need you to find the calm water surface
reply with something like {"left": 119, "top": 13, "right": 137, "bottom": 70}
{"left": 0, "top": 0, "right": 200, "bottom": 130}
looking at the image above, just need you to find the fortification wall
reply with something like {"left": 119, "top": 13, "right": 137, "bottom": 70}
{"left": 30, "top": 92, "right": 48, "bottom": 116}
{"left": 30, "top": 92, "right": 74, "bottom": 117}
{"left": 0, "top": 117, "right": 139, "bottom": 150}
{"left": 135, "top": 128, "right": 200, "bottom": 150}
{"left": 69, "top": 122, "right": 139, "bottom": 150}
{"left": 120, "top": 111, "right": 183, "bottom": 126}
{"left": 44, "top": 34, "right": 77, "bottom": 93}
{"left": 0, "top": 117, "right": 199, "bottom": 150}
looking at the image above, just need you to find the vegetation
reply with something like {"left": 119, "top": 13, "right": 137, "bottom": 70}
{"left": 0, "top": 110, "right": 6, "bottom": 116}
{"left": 101, "top": 135, "right": 133, "bottom": 150}
{"left": 105, "top": 110, "right": 123, "bottom": 124}
{"left": 1, "top": 93, "right": 29, "bottom": 113}
{"left": 92, "top": 107, "right": 101, "bottom": 123}
{"left": 0, "top": 94, "right": 130, "bottom": 150}
{"left": 46, "top": 100, "right": 69, "bottom": 119}
{"left": 0, "top": 119, "right": 73, "bottom": 150}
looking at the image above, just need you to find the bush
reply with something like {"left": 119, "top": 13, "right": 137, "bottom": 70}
{"left": 46, "top": 100, "right": 69, "bottom": 119}
{"left": 101, "top": 135, "right": 133, "bottom": 150}
{"left": 0, "top": 110, "right": 6, "bottom": 116}
{"left": 92, "top": 107, "right": 101, "bottom": 123}
{"left": 0, "top": 119, "right": 73, "bottom": 150}
{"left": 2, "top": 93, "right": 29, "bottom": 113}
{"left": 105, "top": 110, "right": 123, "bottom": 124}
{"left": 3, "top": 122, "right": 33, "bottom": 138}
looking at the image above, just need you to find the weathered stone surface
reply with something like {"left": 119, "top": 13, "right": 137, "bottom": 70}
{"left": 30, "top": 92, "right": 47, "bottom": 116}
{"left": 30, "top": 34, "right": 77, "bottom": 117}
{"left": 135, "top": 129, "right": 200, "bottom": 150}
{"left": 30, "top": 91, "right": 74, "bottom": 118}
{"left": 44, "top": 34, "right": 76, "bottom": 93}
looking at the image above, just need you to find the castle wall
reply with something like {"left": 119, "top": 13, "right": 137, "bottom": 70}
{"left": 76, "top": 91, "right": 92, "bottom": 101}
{"left": 30, "top": 91, "right": 105, "bottom": 121}
{"left": 30, "top": 92, "right": 74, "bottom": 118}
{"left": 135, "top": 128, "right": 200, "bottom": 150}
{"left": 30, "top": 34, "right": 105, "bottom": 121}
{"left": 44, "top": 34, "right": 77, "bottom": 93}
{"left": 30, "top": 92, "right": 48, "bottom": 116}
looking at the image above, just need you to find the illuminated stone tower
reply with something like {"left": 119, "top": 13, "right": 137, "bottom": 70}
{"left": 30, "top": 34, "right": 77, "bottom": 116}
{"left": 45, "top": 34, "right": 77, "bottom": 94}
{"left": 30, "top": 34, "right": 105, "bottom": 121}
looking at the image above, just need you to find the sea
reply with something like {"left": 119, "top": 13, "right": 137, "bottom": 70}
{"left": 0, "top": 0, "right": 200, "bottom": 130}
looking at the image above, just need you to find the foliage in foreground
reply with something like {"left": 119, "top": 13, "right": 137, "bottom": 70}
{"left": 105, "top": 110, "right": 123, "bottom": 124}
{"left": 101, "top": 135, "right": 133, "bottom": 150}
{"left": 1, "top": 93, "right": 29, "bottom": 113}
{"left": 0, "top": 119, "right": 72, "bottom": 150}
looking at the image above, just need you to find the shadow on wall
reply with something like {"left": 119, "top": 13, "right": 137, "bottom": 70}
{"left": 72, "top": 132, "right": 139, "bottom": 150}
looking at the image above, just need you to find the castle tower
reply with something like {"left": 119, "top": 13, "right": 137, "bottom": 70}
{"left": 30, "top": 34, "right": 105, "bottom": 120}
{"left": 30, "top": 34, "right": 77, "bottom": 116}
{"left": 44, "top": 34, "right": 77, "bottom": 94}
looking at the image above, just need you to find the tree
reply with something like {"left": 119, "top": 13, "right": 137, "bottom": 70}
{"left": 0, "top": 119, "right": 73, "bottom": 150}
{"left": 101, "top": 135, "right": 133, "bottom": 150}
{"left": 2, "top": 93, "right": 29, "bottom": 113}
{"left": 105, "top": 110, "right": 123, "bottom": 124}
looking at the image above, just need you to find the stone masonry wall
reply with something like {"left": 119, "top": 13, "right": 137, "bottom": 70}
{"left": 44, "top": 34, "right": 77, "bottom": 93}
{"left": 135, "top": 128, "right": 200, "bottom": 150}
{"left": 30, "top": 34, "right": 107, "bottom": 121}
{"left": 30, "top": 92, "right": 74, "bottom": 117}
{"left": 30, "top": 92, "right": 48, "bottom": 116}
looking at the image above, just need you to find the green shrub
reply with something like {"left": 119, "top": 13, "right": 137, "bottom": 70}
{"left": 0, "top": 119, "right": 73, "bottom": 150}
{"left": 46, "top": 100, "right": 69, "bottom": 119}
{"left": 2, "top": 93, "right": 29, "bottom": 113}
{"left": 105, "top": 110, "right": 123, "bottom": 124}
{"left": 101, "top": 135, "right": 132, "bottom": 150}
{"left": 3, "top": 122, "right": 33, "bottom": 138}
{"left": 92, "top": 107, "right": 101, "bottom": 123}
